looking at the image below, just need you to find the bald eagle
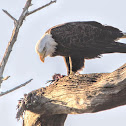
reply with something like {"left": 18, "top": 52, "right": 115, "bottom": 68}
{"left": 35, "top": 21, "right": 126, "bottom": 75}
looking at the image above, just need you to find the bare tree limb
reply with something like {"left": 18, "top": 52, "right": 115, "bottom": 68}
{"left": 0, "top": 0, "right": 57, "bottom": 89}
{"left": 2, "top": 76, "right": 10, "bottom": 81}
{"left": 0, "top": 79, "right": 33, "bottom": 97}
{"left": 2, "top": 9, "right": 17, "bottom": 23}
{"left": 27, "top": 0, "right": 56, "bottom": 16}
{"left": 0, "top": 0, "right": 32, "bottom": 88}
{"left": 16, "top": 63, "right": 126, "bottom": 126}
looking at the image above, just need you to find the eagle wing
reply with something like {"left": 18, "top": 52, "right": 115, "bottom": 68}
{"left": 50, "top": 21, "right": 123, "bottom": 51}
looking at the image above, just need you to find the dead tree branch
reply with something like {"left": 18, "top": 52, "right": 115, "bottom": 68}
{"left": 0, "top": 0, "right": 56, "bottom": 90}
{"left": 0, "top": 79, "right": 33, "bottom": 97}
{"left": 27, "top": 0, "right": 57, "bottom": 16}
{"left": 2, "top": 9, "right": 17, "bottom": 23}
{"left": 16, "top": 63, "right": 126, "bottom": 126}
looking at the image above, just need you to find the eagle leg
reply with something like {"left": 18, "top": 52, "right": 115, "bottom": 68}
{"left": 69, "top": 56, "right": 85, "bottom": 75}
{"left": 63, "top": 56, "right": 70, "bottom": 75}
{"left": 69, "top": 56, "right": 76, "bottom": 75}
{"left": 64, "top": 56, "right": 85, "bottom": 75}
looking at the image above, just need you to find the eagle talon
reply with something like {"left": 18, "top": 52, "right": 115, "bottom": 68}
{"left": 69, "top": 71, "right": 76, "bottom": 76}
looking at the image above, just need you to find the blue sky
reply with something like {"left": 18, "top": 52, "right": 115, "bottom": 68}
{"left": 0, "top": 0, "right": 126, "bottom": 125}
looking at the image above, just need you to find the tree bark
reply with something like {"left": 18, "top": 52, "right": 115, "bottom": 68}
{"left": 17, "top": 63, "right": 126, "bottom": 126}
{"left": 23, "top": 111, "right": 67, "bottom": 126}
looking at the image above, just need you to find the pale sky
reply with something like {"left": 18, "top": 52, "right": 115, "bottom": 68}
{"left": 0, "top": 0, "right": 126, "bottom": 126}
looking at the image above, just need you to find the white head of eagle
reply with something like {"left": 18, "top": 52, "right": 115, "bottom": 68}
{"left": 35, "top": 33, "right": 58, "bottom": 62}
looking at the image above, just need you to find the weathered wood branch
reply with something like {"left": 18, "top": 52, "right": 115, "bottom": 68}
{"left": 2, "top": 9, "right": 17, "bottom": 23}
{"left": 16, "top": 63, "right": 126, "bottom": 126}
{"left": 27, "top": 0, "right": 56, "bottom": 16}
{"left": 0, "top": 0, "right": 56, "bottom": 91}
{"left": 0, "top": 79, "right": 33, "bottom": 97}
{"left": 0, "top": 0, "right": 32, "bottom": 88}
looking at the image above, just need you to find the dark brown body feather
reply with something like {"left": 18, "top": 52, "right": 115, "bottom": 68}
{"left": 46, "top": 21, "right": 126, "bottom": 74}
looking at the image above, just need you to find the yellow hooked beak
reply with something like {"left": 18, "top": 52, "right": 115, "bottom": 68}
{"left": 40, "top": 55, "right": 45, "bottom": 63}
{"left": 39, "top": 48, "right": 46, "bottom": 63}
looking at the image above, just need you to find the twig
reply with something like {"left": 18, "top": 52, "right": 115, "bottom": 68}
{"left": 27, "top": 0, "right": 56, "bottom": 16}
{"left": 2, "top": 9, "right": 17, "bottom": 23}
{"left": 0, "top": 79, "right": 33, "bottom": 97}
{"left": 2, "top": 76, "right": 10, "bottom": 81}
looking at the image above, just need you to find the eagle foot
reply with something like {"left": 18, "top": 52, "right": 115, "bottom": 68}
{"left": 69, "top": 71, "right": 80, "bottom": 75}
